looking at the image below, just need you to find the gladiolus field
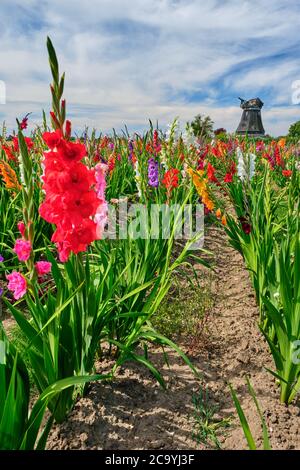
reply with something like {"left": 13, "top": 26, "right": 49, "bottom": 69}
{"left": 0, "top": 38, "right": 300, "bottom": 452}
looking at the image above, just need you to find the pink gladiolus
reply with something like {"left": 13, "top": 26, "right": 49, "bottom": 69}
{"left": 14, "top": 239, "right": 32, "bottom": 262}
{"left": 95, "top": 204, "right": 108, "bottom": 239}
{"left": 56, "top": 241, "right": 71, "bottom": 263}
{"left": 7, "top": 272, "right": 27, "bottom": 300}
{"left": 35, "top": 261, "right": 52, "bottom": 277}
{"left": 95, "top": 163, "right": 108, "bottom": 238}
{"left": 95, "top": 163, "right": 108, "bottom": 200}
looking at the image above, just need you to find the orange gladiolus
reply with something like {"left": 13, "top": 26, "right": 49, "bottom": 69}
{"left": 215, "top": 208, "right": 222, "bottom": 219}
{"left": 203, "top": 194, "right": 215, "bottom": 211}
{"left": 0, "top": 160, "right": 22, "bottom": 190}
{"left": 278, "top": 138, "right": 286, "bottom": 149}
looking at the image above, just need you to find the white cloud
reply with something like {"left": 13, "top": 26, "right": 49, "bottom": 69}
{"left": 0, "top": 0, "right": 300, "bottom": 135}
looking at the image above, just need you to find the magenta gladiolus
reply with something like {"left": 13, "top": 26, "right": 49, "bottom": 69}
{"left": 14, "top": 239, "right": 32, "bottom": 261}
{"left": 19, "top": 112, "right": 31, "bottom": 130}
{"left": 35, "top": 261, "right": 52, "bottom": 277}
{"left": 7, "top": 272, "right": 27, "bottom": 300}
{"left": 95, "top": 163, "right": 108, "bottom": 238}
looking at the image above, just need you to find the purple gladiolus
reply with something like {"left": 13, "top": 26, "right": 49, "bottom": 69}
{"left": 128, "top": 140, "right": 134, "bottom": 161}
{"left": 0, "top": 254, "right": 4, "bottom": 262}
{"left": 128, "top": 140, "right": 134, "bottom": 152}
{"left": 148, "top": 158, "right": 159, "bottom": 188}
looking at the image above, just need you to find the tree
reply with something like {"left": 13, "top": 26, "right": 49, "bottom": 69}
{"left": 187, "top": 114, "right": 214, "bottom": 142}
{"left": 288, "top": 120, "right": 300, "bottom": 141}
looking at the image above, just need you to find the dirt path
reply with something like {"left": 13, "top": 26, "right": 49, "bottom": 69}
{"left": 202, "top": 226, "right": 300, "bottom": 449}
{"left": 47, "top": 226, "right": 300, "bottom": 450}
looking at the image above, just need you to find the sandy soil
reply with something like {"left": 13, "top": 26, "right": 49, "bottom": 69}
{"left": 39, "top": 226, "right": 300, "bottom": 449}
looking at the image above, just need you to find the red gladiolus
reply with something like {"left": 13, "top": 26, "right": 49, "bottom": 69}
{"left": 204, "top": 205, "right": 211, "bottom": 216}
{"left": 197, "top": 146, "right": 209, "bottom": 166}
{"left": 56, "top": 139, "right": 86, "bottom": 163}
{"left": 197, "top": 159, "right": 205, "bottom": 170}
{"left": 43, "top": 129, "right": 63, "bottom": 149}
{"left": 65, "top": 120, "right": 72, "bottom": 139}
{"left": 162, "top": 168, "right": 180, "bottom": 190}
{"left": 39, "top": 129, "right": 106, "bottom": 262}
{"left": 153, "top": 129, "right": 161, "bottom": 154}
{"left": 17, "top": 221, "right": 26, "bottom": 237}
{"left": 2, "top": 144, "right": 17, "bottom": 162}
{"left": 264, "top": 151, "right": 275, "bottom": 170}
{"left": 52, "top": 218, "right": 98, "bottom": 262}
{"left": 20, "top": 119, "right": 28, "bottom": 130}
{"left": 42, "top": 157, "right": 95, "bottom": 196}
{"left": 224, "top": 173, "right": 233, "bottom": 183}
{"left": 162, "top": 168, "right": 180, "bottom": 201}
{"left": 211, "top": 147, "right": 221, "bottom": 158}
{"left": 239, "top": 216, "right": 252, "bottom": 235}
{"left": 282, "top": 170, "right": 292, "bottom": 178}
{"left": 207, "top": 163, "right": 218, "bottom": 183}
{"left": 256, "top": 141, "right": 264, "bottom": 152}
{"left": 50, "top": 111, "right": 61, "bottom": 129}
{"left": 229, "top": 161, "right": 237, "bottom": 175}
{"left": 274, "top": 147, "right": 284, "bottom": 167}
{"left": 13, "top": 136, "right": 34, "bottom": 153}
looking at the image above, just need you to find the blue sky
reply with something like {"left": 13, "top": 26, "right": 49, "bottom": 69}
{"left": 1, "top": 0, "right": 300, "bottom": 136}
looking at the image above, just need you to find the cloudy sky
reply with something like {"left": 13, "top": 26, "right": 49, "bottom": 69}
{"left": 0, "top": 0, "right": 300, "bottom": 136}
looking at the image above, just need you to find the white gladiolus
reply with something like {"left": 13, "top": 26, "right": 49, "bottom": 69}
{"left": 182, "top": 127, "right": 195, "bottom": 147}
{"left": 237, "top": 148, "right": 256, "bottom": 180}
{"left": 237, "top": 147, "right": 246, "bottom": 180}
{"left": 134, "top": 161, "right": 142, "bottom": 197}
{"left": 249, "top": 153, "right": 256, "bottom": 179}
{"left": 165, "top": 118, "right": 180, "bottom": 143}
{"left": 160, "top": 147, "right": 168, "bottom": 170}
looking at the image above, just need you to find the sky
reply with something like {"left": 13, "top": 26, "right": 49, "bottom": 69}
{"left": 0, "top": 0, "right": 300, "bottom": 136}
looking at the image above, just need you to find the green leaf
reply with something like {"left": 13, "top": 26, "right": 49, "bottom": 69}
{"left": 47, "top": 36, "right": 59, "bottom": 84}
{"left": 3, "top": 299, "right": 43, "bottom": 351}
{"left": 141, "top": 328, "right": 201, "bottom": 380}
{"left": 37, "top": 281, "right": 84, "bottom": 336}
{"left": 229, "top": 383, "right": 257, "bottom": 450}
{"left": 246, "top": 377, "right": 271, "bottom": 450}
{"left": 38, "top": 373, "right": 112, "bottom": 402}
